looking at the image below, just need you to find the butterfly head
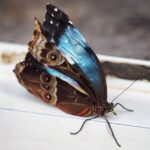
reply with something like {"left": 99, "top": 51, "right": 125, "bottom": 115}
{"left": 105, "top": 102, "right": 115, "bottom": 113}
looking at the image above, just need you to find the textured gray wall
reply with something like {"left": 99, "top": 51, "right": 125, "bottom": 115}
{"left": 0, "top": 0, "right": 150, "bottom": 60}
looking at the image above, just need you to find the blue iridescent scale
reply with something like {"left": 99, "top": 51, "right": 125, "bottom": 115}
{"left": 56, "top": 26, "right": 103, "bottom": 94}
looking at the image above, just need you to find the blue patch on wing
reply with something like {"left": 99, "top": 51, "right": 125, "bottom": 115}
{"left": 56, "top": 26, "right": 103, "bottom": 94}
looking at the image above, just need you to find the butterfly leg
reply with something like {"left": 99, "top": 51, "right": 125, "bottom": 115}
{"left": 104, "top": 115, "right": 121, "bottom": 147}
{"left": 70, "top": 115, "right": 99, "bottom": 135}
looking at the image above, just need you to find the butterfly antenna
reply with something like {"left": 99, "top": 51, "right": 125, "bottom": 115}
{"left": 104, "top": 115, "right": 121, "bottom": 147}
{"left": 113, "top": 103, "right": 133, "bottom": 112}
{"left": 70, "top": 115, "right": 99, "bottom": 135}
{"left": 111, "top": 79, "right": 137, "bottom": 103}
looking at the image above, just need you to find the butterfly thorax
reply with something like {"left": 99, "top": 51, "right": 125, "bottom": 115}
{"left": 92, "top": 102, "right": 114, "bottom": 116}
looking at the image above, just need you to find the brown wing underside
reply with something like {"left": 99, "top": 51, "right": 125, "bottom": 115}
{"left": 14, "top": 53, "right": 93, "bottom": 116}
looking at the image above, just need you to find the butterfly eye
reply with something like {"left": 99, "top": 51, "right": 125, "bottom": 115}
{"left": 47, "top": 51, "right": 64, "bottom": 66}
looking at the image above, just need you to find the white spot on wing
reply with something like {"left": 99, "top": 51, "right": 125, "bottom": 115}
{"left": 51, "top": 13, "right": 54, "bottom": 17}
{"left": 50, "top": 20, "right": 53, "bottom": 24}
{"left": 50, "top": 38, "right": 55, "bottom": 43}
{"left": 56, "top": 23, "right": 59, "bottom": 27}
{"left": 54, "top": 8, "right": 58, "bottom": 12}
{"left": 68, "top": 20, "right": 73, "bottom": 24}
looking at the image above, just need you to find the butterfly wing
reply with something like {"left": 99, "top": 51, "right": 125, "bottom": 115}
{"left": 42, "top": 4, "right": 107, "bottom": 104}
{"left": 14, "top": 52, "right": 93, "bottom": 116}
{"left": 28, "top": 18, "right": 97, "bottom": 104}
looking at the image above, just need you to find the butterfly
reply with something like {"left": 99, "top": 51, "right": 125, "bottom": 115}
{"left": 14, "top": 4, "right": 133, "bottom": 147}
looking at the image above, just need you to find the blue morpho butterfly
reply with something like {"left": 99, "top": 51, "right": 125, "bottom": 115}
{"left": 14, "top": 4, "right": 133, "bottom": 147}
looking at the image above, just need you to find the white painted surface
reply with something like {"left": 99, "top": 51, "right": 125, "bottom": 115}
{"left": 0, "top": 42, "right": 150, "bottom": 150}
